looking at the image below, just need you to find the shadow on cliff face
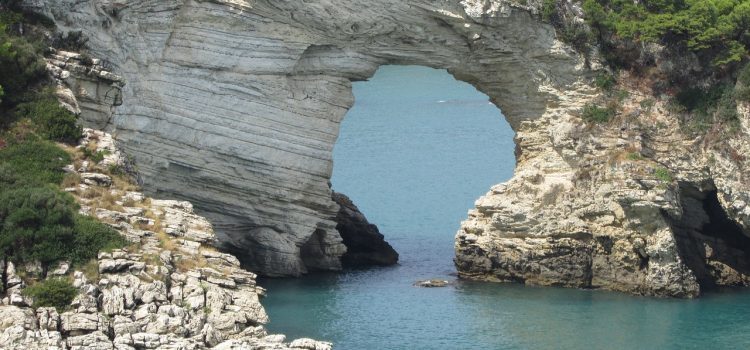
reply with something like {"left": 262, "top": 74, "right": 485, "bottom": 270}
{"left": 671, "top": 183, "right": 750, "bottom": 290}
{"left": 296, "top": 191, "right": 399, "bottom": 274}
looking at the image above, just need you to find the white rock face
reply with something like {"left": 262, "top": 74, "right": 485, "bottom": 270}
{"left": 31, "top": 0, "right": 589, "bottom": 277}
{"left": 0, "top": 129, "right": 329, "bottom": 349}
{"left": 26, "top": 0, "right": 750, "bottom": 296}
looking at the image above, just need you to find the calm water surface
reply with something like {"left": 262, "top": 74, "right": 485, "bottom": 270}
{"left": 260, "top": 66, "right": 750, "bottom": 350}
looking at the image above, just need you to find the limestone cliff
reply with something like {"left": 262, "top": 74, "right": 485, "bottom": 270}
{"left": 0, "top": 128, "right": 332, "bottom": 350}
{"left": 24, "top": 0, "right": 586, "bottom": 277}
{"left": 23, "top": 0, "right": 750, "bottom": 297}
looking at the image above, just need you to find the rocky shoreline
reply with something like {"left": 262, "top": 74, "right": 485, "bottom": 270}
{"left": 0, "top": 128, "right": 332, "bottom": 349}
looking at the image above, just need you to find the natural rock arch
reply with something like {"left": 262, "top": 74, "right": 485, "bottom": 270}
{"left": 35, "top": 0, "right": 588, "bottom": 275}
{"left": 31, "top": 0, "right": 750, "bottom": 297}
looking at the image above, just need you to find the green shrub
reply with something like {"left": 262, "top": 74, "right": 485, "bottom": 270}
{"left": 83, "top": 148, "right": 110, "bottom": 163}
{"left": 737, "top": 63, "right": 750, "bottom": 102}
{"left": 626, "top": 152, "right": 643, "bottom": 161}
{"left": 22, "top": 278, "right": 78, "bottom": 311}
{"left": 0, "top": 138, "right": 71, "bottom": 186}
{"left": 71, "top": 215, "right": 127, "bottom": 264}
{"left": 0, "top": 30, "right": 46, "bottom": 106}
{"left": 0, "top": 162, "right": 18, "bottom": 186}
{"left": 595, "top": 72, "right": 617, "bottom": 91}
{"left": 0, "top": 186, "right": 127, "bottom": 268}
{"left": 740, "top": 63, "right": 750, "bottom": 86}
{"left": 581, "top": 103, "right": 616, "bottom": 123}
{"left": 654, "top": 167, "right": 673, "bottom": 182}
{"left": 15, "top": 97, "right": 82, "bottom": 144}
{"left": 675, "top": 84, "right": 731, "bottom": 116}
{"left": 0, "top": 186, "right": 77, "bottom": 266}
{"left": 583, "top": 0, "right": 750, "bottom": 67}
{"left": 675, "top": 83, "right": 739, "bottom": 131}
{"left": 541, "top": 0, "right": 558, "bottom": 23}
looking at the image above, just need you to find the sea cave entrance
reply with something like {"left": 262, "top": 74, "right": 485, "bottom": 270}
{"left": 260, "top": 65, "right": 516, "bottom": 347}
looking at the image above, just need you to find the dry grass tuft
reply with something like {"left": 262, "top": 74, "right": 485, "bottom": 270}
{"left": 80, "top": 259, "right": 99, "bottom": 281}
{"left": 62, "top": 173, "right": 81, "bottom": 188}
{"left": 112, "top": 175, "right": 138, "bottom": 192}
{"left": 157, "top": 230, "right": 177, "bottom": 251}
{"left": 174, "top": 254, "right": 208, "bottom": 273}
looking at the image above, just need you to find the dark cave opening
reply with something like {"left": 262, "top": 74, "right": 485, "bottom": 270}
{"left": 671, "top": 183, "right": 750, "bottom": 290}
{"left": 300, "top": 229, "right": 329, "bottom": 272}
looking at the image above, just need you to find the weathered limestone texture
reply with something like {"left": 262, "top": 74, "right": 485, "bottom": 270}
{"left": 455, "top": 80, "right": 750, "bottom": 298}
{"left": 0, "top": 129, "right": 332, "bottom": 350}
{"left": 26, "top": 0, "right": 750, "bottom": 296}
{"left": 28, "top": 0, "right": 587, "bottom": 277}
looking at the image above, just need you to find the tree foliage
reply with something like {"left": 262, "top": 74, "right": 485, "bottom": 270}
{"left": 583, "top": 0, "right": 750, "bottom": 66}
{"left": 0, "top": 13, "right": 46, "bottom": 107}
{"left": 0, "top": 186, "right": 77, "bottom": 266}
{"left": 0, "top": 138, "right": 126, "bottom": 270}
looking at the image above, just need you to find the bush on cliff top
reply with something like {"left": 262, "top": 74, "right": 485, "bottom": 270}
{"left": 583, "top": 0, "right": 750, "bottom": 66}
{"left": 15, "top": 96, "right": 82, "bottom": 144}
{"left": 0, "top": 138, "right": 126, "bottom": 270}
{"left": 0, "top": 186, "right": 78, "bottom": 266}
{"left": 22, "top": 278, "right": 78, "bottom": 311}
{"left": 0, "top": 137, "right": 70, "bottom": 186}
{"left": 0, "top": 184, "right": 127, "bottom": 269}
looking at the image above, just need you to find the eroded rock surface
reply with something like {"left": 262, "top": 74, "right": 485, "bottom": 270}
{"left": 27, "top": 0, "right": 587, "bottom": 277}
{"left": 24, "top": 0, "right": 750, "bottom": 297}
{"left": 0, "top": 129, "right": 331, "bottom": 350}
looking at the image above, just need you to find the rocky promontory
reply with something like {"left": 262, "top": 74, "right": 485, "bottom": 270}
{"left": 0, "top": 128, "right": 332, "bottom": 350}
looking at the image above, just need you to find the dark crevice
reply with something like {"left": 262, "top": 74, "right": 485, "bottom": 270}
{"left": 300, "top": 228, "right": 331, "bottom": 272}
{"left": 638, "top": 254, "right": 649, "bottom": 271}
{"left": 671, "top": 183, "right": 750, "bottom": 290}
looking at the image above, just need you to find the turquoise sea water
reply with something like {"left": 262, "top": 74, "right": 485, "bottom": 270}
{"left": 260, "top": 66, "right": 750, "bottom": 350}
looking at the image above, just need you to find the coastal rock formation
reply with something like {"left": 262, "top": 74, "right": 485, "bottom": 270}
{"left": 455, "top": 87, "right": 750, "bottom": 297}
{"left": 27, "top": 0, "right": 586, "bottom": 277}
{"left": 25, "top": 0, "right": 750, "bottom": 296}
{"left": 332, "top": 192, "right": 398, "bottom": 267}
{"left": 0, "top": 129, "right": 332, "bottom": 350}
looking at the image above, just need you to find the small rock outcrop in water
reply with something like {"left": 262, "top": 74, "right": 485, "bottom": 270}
{"left": 0, "top": 128, "right": 331, "bottom": 350}
{"left": 413, "top": 279, "right": 450, "bottom": 288}
{"left": 332, "top": 192, "right": 399, "bottom": 267}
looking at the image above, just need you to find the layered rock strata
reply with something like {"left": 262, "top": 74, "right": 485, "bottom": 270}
{"left": 455, "top": 87, "right": 750, "bottom": 297}
{"left": 0, "top": 129, "right": 331, "bottom": 350}
{"left": 24, "top": 0, "right": 750, "bottom": 297}
{"left": 26, "top": 0, "right": 586, "bottom": 277}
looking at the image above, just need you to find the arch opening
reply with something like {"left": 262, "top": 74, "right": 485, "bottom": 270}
{"left": 261, "top": 64, "right": 517, "bottom": 346}
{"left": 329, "top": 64, "right": 516, "bottom": 270}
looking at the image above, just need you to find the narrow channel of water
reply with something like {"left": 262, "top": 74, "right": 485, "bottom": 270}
{"left": 260, "top": 66, "right": 750, "bottom": 350}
